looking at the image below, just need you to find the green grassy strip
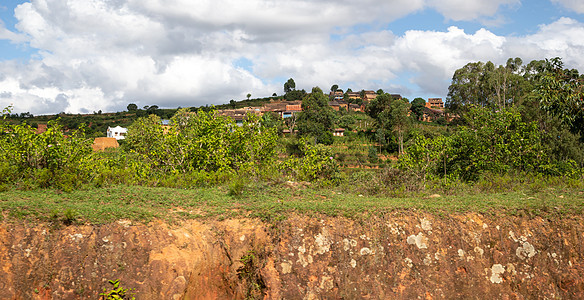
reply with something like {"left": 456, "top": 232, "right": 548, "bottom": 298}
{"left": 1, "top": 184, "right": 582, "bottom": 225}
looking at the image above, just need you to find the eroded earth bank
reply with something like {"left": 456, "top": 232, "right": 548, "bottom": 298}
{"left": 1, "top": 213, "right": 583, "bottom": 299}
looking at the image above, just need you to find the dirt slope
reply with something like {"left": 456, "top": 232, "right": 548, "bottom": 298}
{"left": 1, "top": 212, "right": 583, "bottom": 299}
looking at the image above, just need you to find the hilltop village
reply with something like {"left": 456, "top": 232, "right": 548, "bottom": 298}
{"left": 213, "top": 90, "right": 448, "bottom": 128}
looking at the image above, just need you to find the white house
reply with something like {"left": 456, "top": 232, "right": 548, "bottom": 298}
{"left": 107, "top": 126, "right": 127, "bottom": 140}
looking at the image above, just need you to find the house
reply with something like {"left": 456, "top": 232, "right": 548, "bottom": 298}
{"left": 261, "top": 101, "right": 302, "bottom": 119}
{"left": 421, "top": 107, "right": 457, "bottom": 122}
{"left": 107, "top": 126, "right": 127, "bottom": 140}
{"left": 422, "top": 107, "right": 444, "bottom": 122}
{"left": 216, "top": 108, "right": 263, "bottom": 126}
{"left": 333, "top": 128, "right": 345, "bottom": 137}
{"left": 349, "top": 103, "right": 362, "bottom": 112}
{"left": 337, "top": 100, "right": 348, "bottom": 111}
{"left": 346, "top": 92, "right": 361, "bottom": 101}
{"left": 92, "top": 137, "right": 119, "bottom": 151}
{"left": 363, "top": 91, "right": 377, "bottom": 102}
{"left": 283, "top": 104, "right": 302, "bottom": 118}
{"left": 329, "top": 101, "right": 340, "bottom": 111}
{"left": 329, "top": 90, "right": 344, "bottom": 101}
{"left": 426, "top": 98, "right": 444, "bottom": 109}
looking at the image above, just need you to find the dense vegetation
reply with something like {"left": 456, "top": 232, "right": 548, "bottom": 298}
{"left": 0, "top": 57, "right": 582, "bottom": 213}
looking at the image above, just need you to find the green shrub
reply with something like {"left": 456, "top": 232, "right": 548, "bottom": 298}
{"left": 228, "top": 177, "right": 246, "bottom": 197}
{"left": 100, "top": 279, "right": 135, "bottom": 300}
{"left": 280, "top": 139, "right": 339, "bottom": 183}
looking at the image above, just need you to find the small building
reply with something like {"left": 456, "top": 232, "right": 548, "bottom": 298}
{"left": 329, "top": 91, "right": 344, "bottom": 101}
{"left": 329, "top": 101, "right": 340, "bottom": 111}
{"left": 346, "top": 92, "right": 361, "bottom": 101}
{"left": 363, "top": 91, "right": 377, "bottom": 102}
{"left": 348, "top": 104, "right": 361, "bottom": 112}
{"left": 426, "top": 98, "right": 444, "bottom": 109}
{"left": 107, "top": 126, "right": 127, "bottom": 140}
{"left": 283, "top": 104, "right": 302, "bottom": 118}
{"left": 261, "top": 101, "right": 302, "bottom": 119}
{"left": 333, "top": 128, "right": 345, "bottom": 137}
{"left": 422, "top": 107, "right": 444, "bottom": 122}
{"left": 92, "top": 137, "right": 119, "bottom": 151}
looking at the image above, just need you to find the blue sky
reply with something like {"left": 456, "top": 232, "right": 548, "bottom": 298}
{"left": 0, "top": 1, "right": 33, "bottom": 60}
{"left": 0, "top": 0, "right": 583, "bottom": 114}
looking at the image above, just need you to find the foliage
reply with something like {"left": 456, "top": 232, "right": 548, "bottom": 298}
{"left": 366, "top": 93, "right": 393, "bottom": 120}
{"left": 385, "top": 99, "right": 411, "bottom": 155}
{"left": 284, "top": 78, "right": 296, "bottom": 94}
{"left": 535, "top": 57, "right": 584, "bottom": 134}
{"left": 337, "top": 114, "right": 356, "bottom": 130}
{"left": 367, "top": 146, "right": 378, "bottom": 163}
{"left": 126, "top": 103, "right": 138, "bottom": 111}
{"left": 228, "top": 177, "right": 247, "bottom": 197}
{"left": 0, "top": 114, "right": 93, "bottom": 190}
{"left": 237, "top": 251, "right": 266, "bottom": 300}
{"left": 100, "top": 279, "right": 135, "bottom": 300}
{"left": 366, "top": 94, "right": 412, "bottom": 154}
{"left": 399, "top": 107, "right": 554, "bottom": 181}
{"left": 296, "top": 87, "right": 336, "bottom": 145}
{"left": 446, "top": 58, "right": 533, "bottom": 117}
{"left": 280, "top": 138, "right": 339, "bottom": 183}
{"left": 260, "top": 112, "right": 283, "bottom": 132}
{"left": 398, "top": 132, "right": 450, "bottom": 186}
{"left": 410, "top": 97, "right": 426, "bottom": 121}
{"left": 124, "top": 108, "right": 278, "bottom": 177}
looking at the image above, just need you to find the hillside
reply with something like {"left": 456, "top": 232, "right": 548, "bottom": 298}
{"left": 1, "top": 184, "right": 583, "bottom": 299}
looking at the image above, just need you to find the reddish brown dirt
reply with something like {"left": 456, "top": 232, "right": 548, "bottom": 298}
{"left": 1, "top": 212, "right": 583, "bottom": 299}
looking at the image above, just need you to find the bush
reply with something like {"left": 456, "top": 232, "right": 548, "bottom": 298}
{"left": 0, "top": 117, "right": 93, "bottom": 189}
{"left": 280, "top": 139, "right": 339, "bottom": 183}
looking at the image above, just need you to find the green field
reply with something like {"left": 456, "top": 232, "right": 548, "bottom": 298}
{"left": 2, "top": 180, "right": 583, "bottom": 225}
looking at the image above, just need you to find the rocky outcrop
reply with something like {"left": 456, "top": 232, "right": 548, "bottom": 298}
{"left": 1, "top": 212, "right": 583, "bottom": 299}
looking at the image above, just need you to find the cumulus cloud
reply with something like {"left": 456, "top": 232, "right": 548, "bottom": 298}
{"left": 426, "top": 0, "right": 520, "bottom": 22}
{"left": 0, "top": 0, "right": 583, "bottom": 115}
{"left": 552, "top": 0, "right": 584, "bottom": 14}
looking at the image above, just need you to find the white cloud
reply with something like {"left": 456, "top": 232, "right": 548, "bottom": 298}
{"left": 507, "top": 17, "right": 584, "bottom": 68}
{"left": 388, "top": 26, "right": 507, "bottom": 95}
{"left": 0, "top": 0, "right": 583, "bottom": 115}
{"left": 552, "top": 0, "right": 584, "bottom": 14}
{"left": 426, "top": 0, "right": 520, "bottom": 21}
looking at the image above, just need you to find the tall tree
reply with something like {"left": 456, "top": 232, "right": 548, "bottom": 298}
{"left": 386, "top": 99, "right": 411, "bottom": 155}
{"left": 410, "top": 98, "right": 426, "bottom": 121}
{"left": 447, "top": 58, "right": 531, "bottom": 116}
{"left": 536, "top": 57, "right": 584, "bottom": 134}
{"left": 446, "top": 61, "right": 491, "bottom": 114}
{"left": 284, "top": 78, "right": 296, "bottom": 94}
{"left": 366, "top": 93, "right": 393, "bottom": 119}
{"left": 127, "top": 103, "right": 138, "bottom": 112}
{"left": 296, "top": 87, "right": 336, "bottom": 145}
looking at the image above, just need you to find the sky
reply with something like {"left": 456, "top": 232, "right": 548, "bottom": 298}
{"left": 0, "top": 0, "right": 583, "bottom": 115}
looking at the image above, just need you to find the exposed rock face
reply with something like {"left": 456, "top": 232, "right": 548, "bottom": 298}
{"left": 1, "top": 212, "right": 583, "bottom": 299}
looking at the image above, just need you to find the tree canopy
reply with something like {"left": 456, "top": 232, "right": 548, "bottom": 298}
{"left": 284, "top": 78, "right": 296, "bottom": 94}
{"left": 296, "top": 87, "right": 336, "bottom": 145}
{"left": 127, "top": 103, "right": 138, "bottom": 111}
{"left": 410, "top": 98, "right": 426, "bottom": 121}
{"left": 535, "top": 57, "right": 584, "bottom": 134}
{"left": 446, "top": 58, "right": 533, "bottom": 116}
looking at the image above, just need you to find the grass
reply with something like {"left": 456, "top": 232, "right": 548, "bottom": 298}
{"left": 0, "top": 182, "right": 583, "bottom": 225}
